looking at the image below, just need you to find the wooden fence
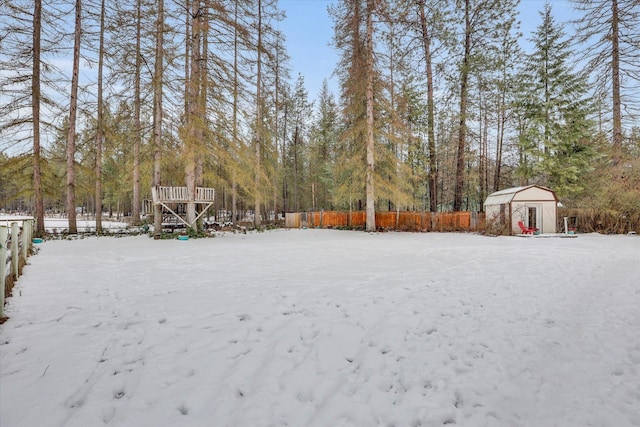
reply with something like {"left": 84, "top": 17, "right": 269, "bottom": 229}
{"left": 1, "top": 219, "right": 34, "bottom": 319}
{"left": 558, "top": 208, "right": 640, "bottom": 234}
{"left": 285, "top": 211, "right": 485, "bottom": 232}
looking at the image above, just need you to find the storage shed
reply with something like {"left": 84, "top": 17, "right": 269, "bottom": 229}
{"left": 484, "top": 185, "right": 558, "bottom": 235}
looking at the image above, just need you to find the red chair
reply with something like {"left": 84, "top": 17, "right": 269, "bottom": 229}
{"left": 518, "top": 221, "right": 538, "bottom": 234}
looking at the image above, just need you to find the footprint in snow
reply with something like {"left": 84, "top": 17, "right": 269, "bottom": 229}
{"left": 102, "top": 407, "right": 116, "bottom": 423}
{"left": 612, "top": 368, "right": 624, "bottom": 376}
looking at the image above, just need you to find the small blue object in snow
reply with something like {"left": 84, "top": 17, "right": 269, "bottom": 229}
{"left": 33, "top": 238, "right": 43, "bottom": 244}
{"left": 177, "top": 235, "right": 189, "bottom": 241}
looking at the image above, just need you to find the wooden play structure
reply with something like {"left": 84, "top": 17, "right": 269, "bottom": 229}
{"left": 151, "top": 186, "right": 215, "bottom": 229}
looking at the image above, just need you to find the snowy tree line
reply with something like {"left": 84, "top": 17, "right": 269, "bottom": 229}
{"left": 0, "top": 0, "right": 638, "bottom": 235}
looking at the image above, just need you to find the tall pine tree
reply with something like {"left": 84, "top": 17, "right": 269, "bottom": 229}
{"left": 522, "top": 3, "right": 596, "bottom": 202}
{"left": 572, "top": 0, "right": 640, "bottom": 162}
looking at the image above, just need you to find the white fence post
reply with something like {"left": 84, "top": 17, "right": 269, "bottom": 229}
{"left": 22, "top": 220, "right": 32, "bottom": 262}
{"left": 11, "top": 222, "right": 19, "bottom": 280}
{"left": 0, "top": 226, "right": 8, "bottom": 318}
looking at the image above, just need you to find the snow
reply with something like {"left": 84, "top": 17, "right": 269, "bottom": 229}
{"left": 42, "top": 218, "right": 131, "bottom": 234}
{"left": 1, "top": 229, "right": 639, "bottom": 427}
{"left": 1, "top": 216, "right": 131, "bottom": 234}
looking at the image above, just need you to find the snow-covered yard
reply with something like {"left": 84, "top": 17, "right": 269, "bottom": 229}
{"left": 42, "top": 218, "right": 131, "bottom": 234}
{"left": 1, "top": 230, "right": 639, "bottom": 427}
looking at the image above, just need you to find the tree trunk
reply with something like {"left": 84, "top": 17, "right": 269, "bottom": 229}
{"left": 418, "top": 0, "right": 438, "bottom": 212}
{"left": 132, "top": 0, "right": 142, "bottom": 225}
{"left": 494, "top": 89, "right": 506, "bottom": 192}
{"left": 153, "top": 0, "right": 164, "bottom": 237}
{"left": 254, "top": 0, "right": 263, "bottom": 228}
{"left": 32, "top": 0, "right": 44, "bottom": 237}
{"left": 185, "top": 0, "right": 203, "bottom": 229}
{"left": 293, "top": 125, "right": 299, "bottom": 212}
{"left": 95, "top": 0, "right": 105, "bottom": 234}
{"left": 453, "top": 0, "right": 470, "bottom": 212}
{"left": 197, "top": 1, "right": 208, "bottom": 214}
{"left": 231, "top": 0, "right": 239, "bottom": 222}
{"left": 282, "top": 104, "right": 288, "bottom": 215}
{"left": 274, "top": 40, "right": 281, "bottom": 219}
{"left": 365, "top": 0, "right": 376, "bottom": 232}
{"left": 66, "top": 0, "right": 82, "bottom": 234}
{"left": 611, "top": 0, "right": 622, "bottom": 163}
{"left": 185, "top": 0, "right": 191, "bottom": 118}
{"left": 479, "top": 86, "right": 489, "bottom": 212}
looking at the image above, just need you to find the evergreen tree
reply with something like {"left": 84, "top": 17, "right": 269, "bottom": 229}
{"left": 415, "top": 0, "right": 444, "bottom": 212}
{"left": 66, "top": 0, "right": 82, "bottom": 234}
{"left": 95, "top": 0, "right": 107, "bottom": 233}
{"left": 491, "top": 4, "right": 522, "bottom": 193}
{"left": 32, "top": 0, "right": 44, "bottom": 235}
{"left": 152, "top": 0, "right": 164, "bottom": 236}
{"left": 375, "top": 14, "right": 419, "bottom": 212}
{"left": 183, "top": 0, "right": 207, "bottom": 229}
{"left": 522, "top": 3, "right": 597, "bottom": 201}
{"left": 363, "top": 0, "right": 376, "bottom": 230}
{"left": 0, "top": 0, "right": 65, "bottom": 233}
{"left": 571, "top": 0, "right": 640, "bottom": 162}
{"left": 330, "top": 0, "right": 368, "bottom": 214}
{"left": 284, "top": 74, "right": 312, "bottom": 212}
{"left": 308, "top": 80, "right": 339, "bottom": 211}
{"left": 451, "top": 0, "right": 519, "bottom": 211}
{"left": 332, "top": 0, "right": 409, "bottom": 228}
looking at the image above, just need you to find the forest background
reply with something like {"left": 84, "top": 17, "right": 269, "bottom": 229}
{"left": 1, "top": 0, "right": 638, "bottom": 235}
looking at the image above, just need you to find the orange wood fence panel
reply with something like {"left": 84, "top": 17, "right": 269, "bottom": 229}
{"left": 322, "top": 211, "right": 349, "bottom": 227}
{"left": 397, "top": 212, "right": 430, "bottom": 231}
{"left": 285, "top": 211, "right": 484, "bottom": 232}
{"left": 349, "top": 211, "right": 366, "bottom": 227}
{"left": 375, "top": 212, "right": 396, "bottom": 229}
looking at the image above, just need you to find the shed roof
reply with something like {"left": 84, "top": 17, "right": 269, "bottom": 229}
{"left": 484, "top": 185, "right": 556, "bottom": 206}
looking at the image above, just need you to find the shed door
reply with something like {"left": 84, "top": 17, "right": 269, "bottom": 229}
{"left": 526, "top": 204, "right": 542, "bottom": 231}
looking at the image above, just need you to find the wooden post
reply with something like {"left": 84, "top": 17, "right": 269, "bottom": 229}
{"left": 11, "top": 223, "right": 19, "bottom": 280}
{"left": 0, "top": 226, "right": 8, "bottom": 317}
{"left": 509, "top": 203, "right": 513, "bottom": 236}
